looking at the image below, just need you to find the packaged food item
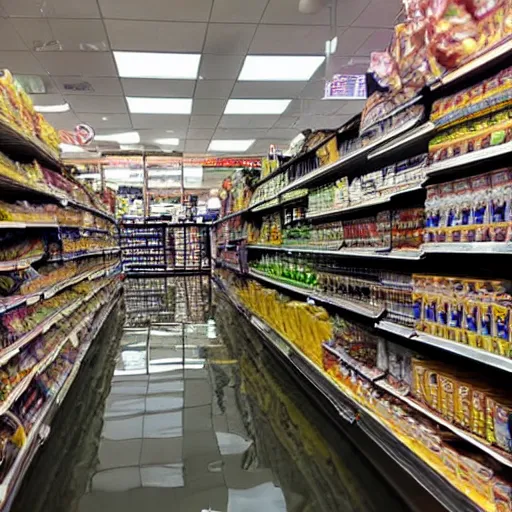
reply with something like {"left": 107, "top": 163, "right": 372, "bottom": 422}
{"left": 486, "top": 393, "right": 512, "bottom": 452}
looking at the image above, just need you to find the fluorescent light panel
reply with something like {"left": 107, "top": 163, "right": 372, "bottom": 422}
{"left": 209, "top": 140, "right": 255, "bottom": 152}
{"left": 35, "top": 103, "right": 70, "bottom": 113}
{"left": 127, "top": 97, "right": 192, "bottom": 114}
{"left": 155, "top": 138, "right": 180, "bottom": 146}
{"left": 95, "top": 131, "right": 140, "bottom": 144}
{"left": 238, "top": 55, "right": 325, "bottom": 81}
{"left": 224, "top": 99, "right": 291, "bottom": 115}
{"left": 114, "top": 51, "right": 200, "bottom": 79}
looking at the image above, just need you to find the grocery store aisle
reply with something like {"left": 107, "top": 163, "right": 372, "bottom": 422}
{"left": 11, "top": 277, "right": 411, "bottom": 512}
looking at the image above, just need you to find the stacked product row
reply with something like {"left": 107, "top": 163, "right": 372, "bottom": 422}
{"left": 0, "top": 74, "right": 122, "bottom": 507}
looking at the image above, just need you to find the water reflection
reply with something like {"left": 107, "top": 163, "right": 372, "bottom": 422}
{"left": 11, "top": 278, "right": 410, "bottom": 512}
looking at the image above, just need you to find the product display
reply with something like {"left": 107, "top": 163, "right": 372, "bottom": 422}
{"left": 0, "top": 73, "right": 121, "bottom": 504}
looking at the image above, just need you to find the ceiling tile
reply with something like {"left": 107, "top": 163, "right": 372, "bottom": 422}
{"left": 78, "top": 113, "right": 132, "bottom": 129}
{"left": 187, "top": 128, "right": 215, "bottom": 139}
{"left": 105, "top": 20, "right": 206, "bottom": 52}
{"left": 204, "top": 23, "right": 257, "bottom": 55}
{"left": 138, "top": 129, "right": 187, "bottom": 141}
{"left": 198, "top": 55, "right": 244, "bottom": 80}
{"left": 296, "top": 114, "right": 349, "bottom": 130}
{"left": 219, "top": 115, "right": 278, "bottom": 129}
{"left": 231, "top": 81, "right": 306, "bottom": 99}
{"left": 36, "top": 52, "right": 117, "bottom": 76}
{"left": 0, "top": 51, "right": 46, "bottom": 74}
{"left": 336, "top": 0, "right": 371, "bottom": 26}
{"left": 99, "top": 0, "right": 212, "bottom": 21}
{"left": 66, "top": 95, "right": 128, "bottom": 114}
{"left": 285, "top": 99, "right": 341, "bottom": 116}
{"left": 266, "top": 128, "right": 300, "bottom": 140}
{"left": 43, "top": 112, "right": 80, "bottom": 130}
{"left": 336, "top": 100, "right": 366, "bottom": 115}
{"left": 273, "top": 116, "right": 300, "bottom": 129}
{"left": 29, "top": 93, "right": 65, "bottom": 106}
{"left": 213, "top": 128, "right": 268, "bottom": 139}
{"left": 189, "top": 115, "right": 220, "bottom": 128}
{"left": 194, "top": 79, "right": 234, "bottom": 99}
{"left": 0, "top": 19, "right": 27, "bottom": 50}
{"left": 121, "top": 79, "right": 195, "bottom": 98}
{"left": 355, "top": 29, "right": 393, "bottom": 56}
{"left": 54, "top": 76, "right": 123, "bottom": 96}
{"left": 210, "top": 0, "right": 268, "bottom": 22}
{"left": 130, "top": 114, "right": 191, "bottom": 130}
{"left": 299, "top": 80, "right": 326, "bottom": 99}
{"left": 354, "top": 0, "right": 403, "bottom": 28}
{"left": 1, "top": 0, "right": 101, "bottom": 18}
{"left": 335, "top": 27, "right": 374, "bottom": 56}
{"left": 327, "top": 56, "right": 369, "bottom": 75}
{"left": 11, "top": 19, "right": 108, "bottom": 52}
{"left": 191, "top": 99, "right": 226, "bottom": 116}
{"left": 185, "top": 139, "right": 210, "bottom": 152}
{"left": 261, "top": 0, "right": 330, "bottom": 25}
{"left": 250, "top": 25, "right": 329, "bottom": 55}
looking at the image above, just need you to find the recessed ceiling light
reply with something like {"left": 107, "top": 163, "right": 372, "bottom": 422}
{"left": 34, "top": 103, "right": 70, "bottom": 113}
{"left": 224, "top": 99, "right": 291, "bottom": 115}
{"left": 208, "top": 140, "right": 255, "bottom": 152}
{"left": 114, "top": 51, "right": 201, "bottom": 79}
{"left": 126, "top": 97, "right": 192, "bottom": 114}
{"left": 238, "top": 56, "right": 325, "bottom": 81}
{"left": 155, "top": 138, "right": 180, "bottom": 146}
{"left": 95, "top": 131, "right": 140, "bottom": 144}
{"left": 59, "top": 143, "right": 85, "bottom": 153}
{"left": 102, "top": 116, "right": 108, "bottom": 121}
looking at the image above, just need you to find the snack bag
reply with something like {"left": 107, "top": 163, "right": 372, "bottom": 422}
{"left": 492, "top": 303, "right": 511, "bottom": 356}
{"left": 486, "top": 394, "right": 512, "bottom": 452}
{"left": 471, "top": 387, "right": 488, "bottom": 437}
{"left": 463, "top": 298, "right": 481, "bottom": 347}
{"left": 456, "top": 451, "right": 495, "bottom": 505}
{"left": 439, "top": 373, "right": 456, "bottom": 422}
{"left": 493, "top": 478, "right": 512, "bottom": 512}
{"left": 480, "top": 303, "right": 494, "bottom": 351}
{"left": 455, "top": 380, "right": 473, "bottom": 428}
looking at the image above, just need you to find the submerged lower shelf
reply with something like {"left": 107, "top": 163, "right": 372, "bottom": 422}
{"left": 213, "top": 276, "right": 490, "bottom": 512}
{"left": 0, "top": 288, "right": 122, "bottom": 510}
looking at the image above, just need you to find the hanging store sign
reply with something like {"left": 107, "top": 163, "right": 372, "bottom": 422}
{"left": 324, "top": 74, "right": 367, "bottom": 100}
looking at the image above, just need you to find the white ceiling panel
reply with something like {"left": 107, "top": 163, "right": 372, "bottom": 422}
{"left": 336, "top": 0, "right": 371, "bottom": 26}
{"left": 189, "top": 115, "right": 221, "bottom": 128}
{"left": 194, "top": 79, "right": 235, "bottom": 99}
{"left": 0, "top": 19, "right": 27, "bottom": 50}
{"left": 299, "top": 80, "right": 326, "bottom": 99}
{"left": 29, "top": 93, "right": 65, "bottom": 106}
{"left": 210, "top": 0, "right": 268, "bottom": 23}
{"left": 198, "top": 54, "right": 245, "bottom": 80}
{"left": 185, "top": 139, "right": 210, "bottom": 152}
{"left": 335, "top": 27, "right": 374, "bottom": 56}
{"left": 231, "top": 81, "right": 306, "bottom": 99}
{"left": 204, "top": 24, "right": 257, "bottom": 55}
{"left": 250, "top": 25, "right": 329, "bottom": 55}
{"left": 54, "top": 76, "right": 123, "bottom": 96}
{"left": 130, "top": 114, "right": 191, "bottom": 130}
{"left": 1, "top": 0, "right": 101, "bottom": 18}
{"left": 11, "top": 19, "right": 109, "bottom": 52}
{"left": 213, "top": 128, "right": 269, "bottom": 139}
{"left": 328, "top": 56, "right": 369, "bottom": 75}
{"left": 296, "top": 114, "right": 349, "bottom": 130}
{"left": 42, "top": 111, "right": 81, "bottom": 130}
{"left": 191, "top": 99, "right": 226, "bottom": 116}
{"left": 136, "top": 128, "right": 188, "bottom": 139}
{"left": 99, "top": 0, "right": 212, "bottom": 21}
{"left": 78, "top": 113, "right": 132, "bottom": 129}
{"left": 105, "top": 20, "right": 207, "bottom": 52}
{"left": 355, "top": 0, "right": 403, "bottom": 28}
{"left": 285, "top": 99, "right": 341, "bottom": 116}
{"left": 187, "top": 128, "right": 215, "bottom": 139}
{"left": 266, "top": 128, "right": 301, "bottom": 140}
{"left": 355, "top": 29, "right": 393, "bottom": 56}
{"left": 0, "top": 51, "right": 46, "bottom": 75}
{"left": 273, "top": 116, "right": 300, "bottom": 129}
{"left": 261, "top": 0, "right": 330, "bottom": 25}
{"left": 336, "top": 100, "right": 367, "bottom": 115}
{"left": 219, "top": 115, "right": 279, "bottom": 129}
{"left": 36, "top": 52, "right": 117, "bottom": 76}
{"left": 66, "top": 95, "right": 128, "bottom": 114}
{"left": 121, "top": 79, "right": 196, "bottom": 98}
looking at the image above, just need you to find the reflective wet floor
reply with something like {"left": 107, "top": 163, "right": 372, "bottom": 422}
{"left": 12, "top": 277, "right": 412, "bottom": 512}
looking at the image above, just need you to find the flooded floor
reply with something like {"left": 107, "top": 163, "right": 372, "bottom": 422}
{"left": 11, "top": 277, "right": 412, "bottom": 512}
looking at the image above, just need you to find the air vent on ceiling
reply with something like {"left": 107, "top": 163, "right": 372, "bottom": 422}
{"left": 33, "top": 39, "right": 63, "bottom": 52}
{"left": 63, "top": 81, "right": 95, "bottom": 93}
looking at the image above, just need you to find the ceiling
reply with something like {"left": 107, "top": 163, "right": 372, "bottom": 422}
{"left": 0, "top": 0, "right": 401, "bottom": 156}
